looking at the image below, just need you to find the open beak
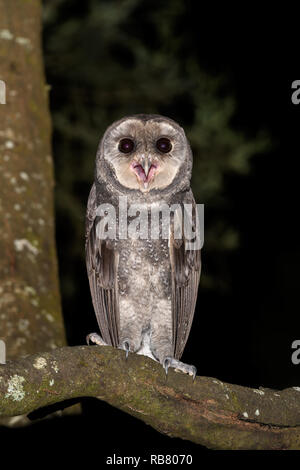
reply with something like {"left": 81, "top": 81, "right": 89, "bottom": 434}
{"left": 131, "top": 155, "right": 158, "bottom": 189}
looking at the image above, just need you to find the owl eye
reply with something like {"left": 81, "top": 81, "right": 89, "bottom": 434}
{"left": 118, "top": 138, "right": 135, "bottom": 154}
{"left": 156, "top": 137, "right": 172, "bottom": 153}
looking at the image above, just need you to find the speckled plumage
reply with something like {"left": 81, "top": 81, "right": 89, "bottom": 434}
{"left": 86, "top": 115, "right": 201, "bottom": 375}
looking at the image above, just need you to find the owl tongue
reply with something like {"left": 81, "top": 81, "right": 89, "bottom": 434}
{"left": 132, "top": 163, "right": 157, "bottom": 185}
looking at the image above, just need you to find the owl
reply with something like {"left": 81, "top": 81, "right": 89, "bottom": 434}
{"left": 86, "top": 114, "right": 201, "bottom": 378}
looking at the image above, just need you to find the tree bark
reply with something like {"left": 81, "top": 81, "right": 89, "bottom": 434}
{"left": 0, "top": 0, "right": 66, "bottom": 359}
{"left": 1, "top": 345, "right": 300, "bottom": 450}
{"left": 0, "top": 0, "right": 67, "bottom": 426}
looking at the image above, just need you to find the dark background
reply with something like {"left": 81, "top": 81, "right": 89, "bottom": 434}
{"left": 2, "top": 0, "right": 300, "bottom": 459}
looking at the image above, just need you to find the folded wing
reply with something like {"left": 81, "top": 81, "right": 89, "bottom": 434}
{"left": 85, "top": 184, "right": 120, "bottom": 346}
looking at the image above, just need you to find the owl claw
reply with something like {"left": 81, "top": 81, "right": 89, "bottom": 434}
{"left": 162, "top": 356, "right": 197, "bottom": 380}
{"left": 163, "top": 357, "right": 171, "bottom": 376}
{"left": 121, "top": 340, "right": 130, "bottom": 359}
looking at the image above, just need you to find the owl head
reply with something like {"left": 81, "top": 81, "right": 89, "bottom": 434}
{"left": 96, "top": 114, "right": 193, "bottom": 194}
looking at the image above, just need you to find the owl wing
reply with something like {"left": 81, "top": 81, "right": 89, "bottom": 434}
{"left": 85, "top": 183, "right": 120, "bottom": 347}
{"left": 170, "top": 192, "right": 201, "bottom": 360}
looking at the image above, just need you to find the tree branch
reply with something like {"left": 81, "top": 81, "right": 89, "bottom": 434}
{"left": 1, "top": 345, "right": 300, "bottom": 449}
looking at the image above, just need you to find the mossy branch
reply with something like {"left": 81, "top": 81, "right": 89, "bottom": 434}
{"left": 1, "top": 345, "right": 300, "bottom": 449}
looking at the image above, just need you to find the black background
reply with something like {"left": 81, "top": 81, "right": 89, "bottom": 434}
{"left": 1, "top": 2, "right": 300, "bottom": 461}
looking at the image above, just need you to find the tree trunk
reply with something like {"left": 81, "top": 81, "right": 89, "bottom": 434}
{"left": 0, "top": 0, "right": 66, "bottom": 361}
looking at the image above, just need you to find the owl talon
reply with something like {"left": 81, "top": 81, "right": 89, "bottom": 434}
{"left": 121, "top": 340, "right": 130, "bottom": 359}
{"left": 191, "top": 366, "right": 197, "bottom": 381}
{"left": 163, "top": 357, "right": 171, "bottom": 376}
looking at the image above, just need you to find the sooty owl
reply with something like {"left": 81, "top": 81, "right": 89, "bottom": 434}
{"left": 86, "top": 114, "right": 201, "bottom": 378}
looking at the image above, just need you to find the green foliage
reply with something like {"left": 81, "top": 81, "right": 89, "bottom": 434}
{"left": 43, "top": 0, "right": 269, "bottom": 303}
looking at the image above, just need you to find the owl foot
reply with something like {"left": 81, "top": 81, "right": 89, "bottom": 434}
{"left": 163, "top": 357, "right": 197, "bottom": 380}
{"left": 86, "top": 332, "right": 108, "bottom": 346}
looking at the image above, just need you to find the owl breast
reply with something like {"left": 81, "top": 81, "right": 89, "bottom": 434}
{"left": 117, "top": 238, "right": 171, "bottom": 312}
{"left": 116, "top": 237, "right": 173, "bottom": 358}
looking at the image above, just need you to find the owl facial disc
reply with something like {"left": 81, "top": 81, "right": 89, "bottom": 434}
{"left": 99, "top": 115, "right": 192, "bottom": 193}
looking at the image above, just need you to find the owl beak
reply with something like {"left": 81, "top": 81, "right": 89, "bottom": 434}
{"left": 141, "top": 155, "right": 150, "bottom": 178}
{"left": 131, "top": 155, "right": 158, "bottom": 190}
